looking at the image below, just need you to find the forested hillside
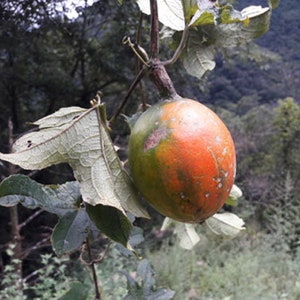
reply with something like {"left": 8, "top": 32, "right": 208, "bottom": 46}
{"left": 200, "top": 0, "right": 300, "bottom": 106}
{"left": 0, "top": 0, "right": 300, "bottom": 299}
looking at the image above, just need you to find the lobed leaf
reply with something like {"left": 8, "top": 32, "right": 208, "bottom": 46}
{"left": 182, "top": 6, "right": 271, "bottom": 78}
{"left": 136, "top": 1, "right": 270, "bottom": 30}
{"left": 136, "top": 0, "right": 271, "bottom": 79}
{"left": 33, "top": 106, "right": 87, "bottom": 128}
{"left": 182, "top": 30, "right": 216, "bottom": 79}
{"left": 136, "top": 0, "right": 184, "bottom": 31}
{"left": 0, "top": 104, "right": 148, "bottom": 219}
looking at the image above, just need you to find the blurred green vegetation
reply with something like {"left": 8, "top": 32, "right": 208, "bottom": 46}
{"left": 0, "top": 0, "right": 300, "bottom": 299}
{"left": 148, "top": 230, "right": 300, "bottom": 300}
{"left": 2, "top": 230, "right": 299, "bottom": 299}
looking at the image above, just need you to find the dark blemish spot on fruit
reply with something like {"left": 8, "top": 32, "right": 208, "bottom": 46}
{"left": 144, "top": 127, "right": 168, "bottom": 151}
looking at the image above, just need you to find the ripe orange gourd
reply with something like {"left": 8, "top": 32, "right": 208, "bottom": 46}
{"left": 128, "top": 98, "right": 236, "bottom": 223}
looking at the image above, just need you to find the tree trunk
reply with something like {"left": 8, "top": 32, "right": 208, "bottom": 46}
{"left": 8, "top": 118, "right": 24, "bottom": 296}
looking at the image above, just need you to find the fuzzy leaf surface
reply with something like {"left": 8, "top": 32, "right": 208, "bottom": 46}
{"left": 137, "top": 1, "right": 270, "bottom": 30}
{"left": 0, "top": 104, "right": 148, "bottom": 218}
{"left": 0, "top": 174, "right": 80, "bottom": 216}
{"left": 136, "top": 0, "right": 184, "bottom": 31}
{"left": 137, "top": 0, "right": 270, "bottom": 79}
{"left": 182, "top": 6, "right": 271, "bottom": 78}
{"left": 182, "top": 30, "right": 216, "bottom": 79}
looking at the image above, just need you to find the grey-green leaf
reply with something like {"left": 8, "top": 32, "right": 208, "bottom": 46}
{"left": 124, "top": 259, "right": 175, "bottom": 300}
{"left": 269, "top": 0, "right": 280, "bottom": 9}
{"left": 176, "top": 223, "right": 200, "bottom": 250}
{"left": 0, "top": 104, "right": 148, "bottom": 219}
{"left": 51, "top": 209, "right": 91, "bottom": 256}
{"left": 188, "top": 0, "right": 219, "bottom": 27}
{"left": 33, "top": 106, "right": 87, "bottom": 128}
{"left": 136, "top": 0, "right": 185, "bottom": 31}
{"left": 147, "top": 289, "right": 176, "bottom": 300}
{"left": 0, "top": 174, "right": 80, "bottom": 216}
{"left": 58, "top": 281, "right": 88, "bottom": 300}
{"left": 160, "top": 217, "right": 200, "bottom": 250}
{"left": 182, "top": 30, "right": 216, "bottom": 78}
{"left": 86, "top": 203, "right": 133, "bottom": 248}
{"left": 182, "top": 0, "right": 198, "bottom": 25}
{"left": 205, "top": 212, "right": 245, "bottom": 237}
{"left": 182, "top": 6, "right": 271, "bottom": 78}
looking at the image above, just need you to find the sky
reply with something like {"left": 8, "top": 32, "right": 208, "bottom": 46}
{"left": 57, "top": 0, "right": 97, "bottom": 19}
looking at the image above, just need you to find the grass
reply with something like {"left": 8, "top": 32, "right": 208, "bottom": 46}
{"left": 2, "top": 227, "right": 299, "bottom": 300}
{"left": 147, "top": 230, "right": 300, "bottom": 300}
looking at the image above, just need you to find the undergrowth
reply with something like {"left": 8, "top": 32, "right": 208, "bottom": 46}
{"left": 147, "top": 229, "right": 300, "bottom": 300}
{"left": 1, "top": 229, "right": 299, "bottom": 300}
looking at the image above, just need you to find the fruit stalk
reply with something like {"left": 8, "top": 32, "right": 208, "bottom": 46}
{"left": 149, "top": 0, "right": 179, "bottom": 100}
{"left": 149, "top": 59, "right": 179, "bottom": 100}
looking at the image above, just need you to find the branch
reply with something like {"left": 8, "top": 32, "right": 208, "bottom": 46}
{"left": 148, "top": 0, "right": 179, "bottom": 99}
{"left": 7, "top": 118, "right": 23, "bottom": 294}
{"left": 136, "top": 13, "right": 148, "bottom": 110}
{"left": 21, "top": 235, "right": 51, "bottom": 260}
{"left": 22, "top": 268, "right": 40, "bottom": 284}
{"left": 86, "top": 238, "right": 102, "bottom": 300}
{"left": 150, "top": 0, "right": 159, "bottom": 58}
{"left": 109, "top": 66, "right": 147, "bottom": 124}
{"left": 18, "top": 209, "right": 44, "bottom": 229}
{"left": 80, "top": 241, "right": 112, "bottom": 266}
{"left": 122, "top": 36, "right": 149, "bottom": 66}
{"left": 8, "top": 118, "right": 19, "bottom": 175}
{"left": 163, "top": 25, "right": 189, "bottom": 66}
{"left": 119, "top": 0, "right": 179, "bottom": 109}
{"left": 148, "top": 60, "right": 178, "bottom": 99}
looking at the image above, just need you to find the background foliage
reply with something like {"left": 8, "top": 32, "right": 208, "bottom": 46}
{"left": 0, "top": 0, "right": 300, "bottom": 299}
